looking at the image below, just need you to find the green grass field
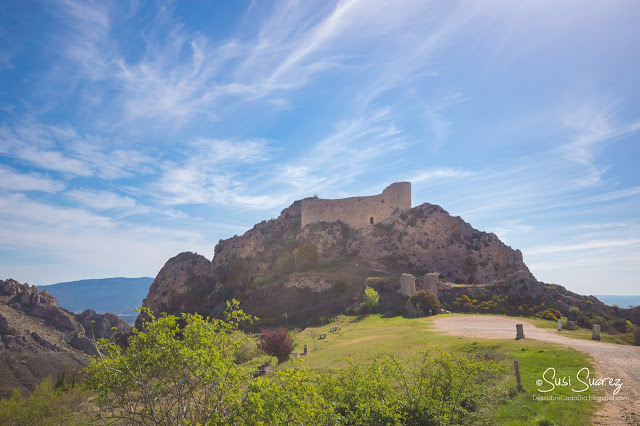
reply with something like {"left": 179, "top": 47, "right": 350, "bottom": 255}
{"left": 525, "top": 316, "right": 632, "bottom": 344}
{"left": 278, "top": 314, "right": 599, "bottom": 425}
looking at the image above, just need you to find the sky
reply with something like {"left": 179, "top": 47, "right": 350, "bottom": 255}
{"left": 0, "top": 0, "right": 638, "bottom": 295}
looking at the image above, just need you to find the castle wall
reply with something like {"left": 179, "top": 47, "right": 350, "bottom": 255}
{"left": 300, "top": 182, "right": 411, "bottom": 229}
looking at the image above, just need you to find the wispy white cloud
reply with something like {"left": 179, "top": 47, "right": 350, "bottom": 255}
{"left": 424, "top": 92, "right": 468, "bottom": 150}
{"left": 559, "top": 103, "right": 640, "bottom": 186}
{"left": 570, "top": 223, "right": 627, "bottom": 230}
{"left": 16, "top": 146, "right": 93, "bottom": 176}
{"left": 492, "top": 219, "right": 535, "bottom": 243}
{"left": 0, "top": 166, "right": 65, "bottom": 192}
{"left": 269, "top": 107, "right": 409, "bottom": 198}
{"left": 155, "top": 138, "right": 276, "bottom": 208}
{"left": 66, "top": 189, "right": 149, "bottom": 216}
{"left": 55, "top": 0, "right": 113, "bottom": 79}
{"left": 526, "top": 238, "right": 640, "bottom": 256}
{"left": 48, "top": 0, "right": 476, "bottom": 127}
{"left": 0, "top": 192, "right": 208, "bottom": 284}
{"left": 189, "top": 138, "right": 270, "bottom": 164}
{"left": 410, "top": 168, "right": 472, "bottom": 184}
{"left": 1, "top": 121, "right": 155, "bottom": 179}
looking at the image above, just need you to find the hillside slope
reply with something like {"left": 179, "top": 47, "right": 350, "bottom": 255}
{"left": 0, "top": 279, "right": 130, "bottom": 398}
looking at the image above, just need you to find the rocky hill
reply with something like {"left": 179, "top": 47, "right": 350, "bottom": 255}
{"left": 139, "top": 200, "right": 528, "bottom": 328}
{"left": 0, "top": 279, "right": 129, "bottom": 398}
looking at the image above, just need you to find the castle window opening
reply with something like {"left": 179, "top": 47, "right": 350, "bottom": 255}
{"left": 370, "top": 217, "right": 374, "bottom": 224}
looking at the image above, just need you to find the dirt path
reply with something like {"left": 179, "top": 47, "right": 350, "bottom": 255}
{"left": 432, "top": 315, "right": 640, "bottom": 425}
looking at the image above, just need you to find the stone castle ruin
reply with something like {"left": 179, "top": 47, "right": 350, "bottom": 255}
{"left": 301, "top": 182, "right": 411, "bottom": 229}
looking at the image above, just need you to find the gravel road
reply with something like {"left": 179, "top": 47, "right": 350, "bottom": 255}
{"left": 432, "top": 315, "right": 640, "bottom": 425}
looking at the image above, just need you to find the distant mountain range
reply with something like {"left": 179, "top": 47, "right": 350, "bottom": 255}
{"left": 594, "top": 295, "right": 640, "bottom": 309}
{"left": 38, "top": 277, "right": 153, "bottom": 324}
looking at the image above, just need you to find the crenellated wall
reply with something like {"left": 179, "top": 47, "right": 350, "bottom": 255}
{"left": 300, "top": 182, "right": 411, "bottom": 229}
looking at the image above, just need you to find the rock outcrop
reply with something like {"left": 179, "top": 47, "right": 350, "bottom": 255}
{"left": 139, "top": 199, "right": 529, "bottom": 328}
{"left": 0, "top": 279, "right": 131, "bottom": 398}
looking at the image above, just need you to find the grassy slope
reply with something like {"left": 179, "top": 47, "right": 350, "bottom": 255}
{"left": 279, "top": 314, "right": 598, "bottom": 425}
{"left": 526, "top": 316, "right": 632, "bottom": 344}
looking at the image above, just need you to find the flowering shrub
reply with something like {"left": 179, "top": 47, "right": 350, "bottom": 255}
{"left": 258, "top": 326, "right": 294, "bottom": 363}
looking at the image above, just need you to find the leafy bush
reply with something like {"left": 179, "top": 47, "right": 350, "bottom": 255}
{"left": 360, "top": 286, "right": 380, "bottom": 314}
{"left": 409, "top": 290, "right": 441, "bottom": 315}
{"left": 633, "top": 327, "right": 640, "bottom": 346}
{"left": 321, "top": 350, "right": 505, "bottom": 425}
{"left": 568, "top": 306, "right": 580, "bottom": 319}
{"left": 0, "top": 377, "right": 88, "bottom": 426}
{"left": 540, "top": 309, "right": 561, "bottom": 321}
{"left": 257, "top": 326, "right": 294, "bottom": 363}
{"left": 85, "top": 301, "right": 257, "bottom": 425}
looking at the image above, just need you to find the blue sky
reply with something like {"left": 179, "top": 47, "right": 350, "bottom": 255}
{"left": 0, "top": 0, "right": 638, "bottom": 295}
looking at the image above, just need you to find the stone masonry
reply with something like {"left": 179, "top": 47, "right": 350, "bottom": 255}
{"left": 300, "top": 182, "right": 411, "bottom": 229}
{"left": 399, "top": 273, "right": 417, "bottom": 296}
{"left": 423, "top": 273, "right": 440, "bottom": 294}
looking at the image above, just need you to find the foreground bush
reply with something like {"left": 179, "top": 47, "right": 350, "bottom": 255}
{"left": 85, "top": 302, "right": 508, "bottom": 425}
{"left": 85, "top": 300, "right": 257, "bottom": 425}
{"left": 0, "top": 377, "right": 88, "bottom": 426}
{"left": 322, "top": 350, "right": 506, "bottom": 425}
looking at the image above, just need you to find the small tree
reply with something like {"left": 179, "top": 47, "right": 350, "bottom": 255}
{"left": 309, "top": 330, "right": 318, "bottom": 350}
{"left": 257, "top": 327, "right": 294, "bottom": 363}
{"left": 84, "top": 300, "right": 257, "bottom": 425}
{"left": 361, "top": 286, "right": 380, "bottom": 314}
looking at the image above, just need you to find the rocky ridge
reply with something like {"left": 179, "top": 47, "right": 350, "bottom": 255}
{"left": 0, "top": 279, "right": 130, "bottom": 398}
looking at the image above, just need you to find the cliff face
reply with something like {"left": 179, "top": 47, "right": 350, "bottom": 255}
{"left": 139, "top": 200, "right": 528, "bottom": 327}
{"left": 0, "top": 279, "right": 130, "bottom": 398}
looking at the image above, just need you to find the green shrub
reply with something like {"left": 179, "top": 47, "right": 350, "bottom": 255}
{"left": 85, "top": 301, "right": 257, "bottom": 425}
{"left": 409, "top": 290, "right": 441, "bottom": 315}
{"left": 360, "top": 286, "right": 380, "bottom": 314}
{"left": 568, "top": 306, "right": 579, "bottom": 319}
{"left": 0, "top": 378, "right": 88, "bottom": 426}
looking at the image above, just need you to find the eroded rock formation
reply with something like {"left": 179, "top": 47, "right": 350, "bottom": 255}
{"left": 0, "top": 279, "right": 130, "bottom": 397}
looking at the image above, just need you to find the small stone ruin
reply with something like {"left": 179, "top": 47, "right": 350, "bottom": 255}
{"left": 399, "top": 273, "right": 416, "bottom": 296}
{"left": 423, "top": 272, "right": 439, "bottom": 294}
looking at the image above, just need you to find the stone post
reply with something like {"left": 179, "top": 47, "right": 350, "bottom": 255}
{"left": 592, "top": 324, "right": 601, "bottom": 340}
{"left": 558, "top": 319, "right": 562, "bottom": 331}
{"left": 303, "top": 344, "right": 308, "bottom": 355}
{"left": 515, "top": 324, "right": 525, "bottom": 340}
